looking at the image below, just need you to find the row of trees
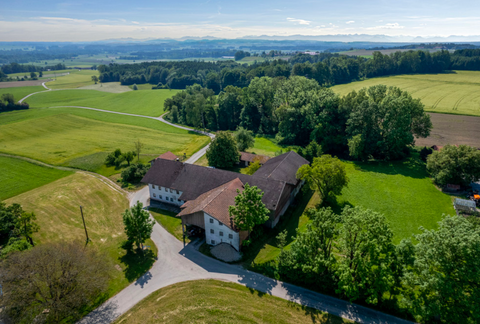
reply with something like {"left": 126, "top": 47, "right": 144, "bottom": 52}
{"left": 166, "top": 79, "right": 432, "bottom": 161}
{"left": 1, "top": 62, "right": 66, "bottom": 74}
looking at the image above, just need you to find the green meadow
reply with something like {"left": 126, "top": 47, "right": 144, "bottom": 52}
{"left": 0, "top": 155, "right": 73, "bottom": 200}
{"left": 0, "top": 86, "right": 45, "bottom": 101}
{"left": 45, "top": 69, "right": 99, "bottom": 89}
{"left": 331, "top": 70, "right": 480, "bottom": 117}
{"left": 25, "top": 89, "right": 179, "bottom": 117}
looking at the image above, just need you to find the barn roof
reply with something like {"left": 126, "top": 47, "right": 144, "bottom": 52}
{"left": 252, "top": 151, "right": 309, "bottom": 185}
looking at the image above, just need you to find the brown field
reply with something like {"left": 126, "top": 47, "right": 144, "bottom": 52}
{"left": 416, "top": 113, "right": 480, "bottom": 148}
{"left": 0, "top": 79, "right": 52, "bottom": 88}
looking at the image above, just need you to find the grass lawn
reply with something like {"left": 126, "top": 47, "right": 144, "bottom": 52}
{"left": 0, "top": 85, "right": 45, "bottom": 102}
{"left": 0, "top": 109, "right": 210, "bottom": 176}
{"left": 5, "top": 172, "right": 157, "bottom": 302}
{"left": 78, "top": 82, "right": 132, "bottom": 93}
{"left": 26, "top": 88, "right": 179, "bottom": 117}
{"left": 150, "top": 207, "right": 190, "bottom": 243}
{"left": 46, "top": 70, "right": 99, "bottom": 89}
{"left": 331, "top": 71, "right": 480, "bottom": 117}
{"left": 113, "top": 280, "right": 351, "bottom": 324}
{"left": 0, "top": 155, "right": 73, "bottom": 200}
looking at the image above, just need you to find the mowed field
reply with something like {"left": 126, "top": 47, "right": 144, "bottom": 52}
{"left": 45, "top": 69, "right": 99, "bottom": 89}
{"left": 0, "top": 155, "right": 73, "bottom": 200}
{"left": 5, "top": 172, "right": 157, "bottom": 298}
{"left": 26, "top": 88, "right": 179, "bottom": 117}
{"left": 113, "top": 280, "right": 351, "bottom": 324}
{"left": 0, "top": 85, "right": 45, "bottom": 101}
{"left": 331, "top": 71, "right": 480, "bottom": 117}
{"left": 0, "top": 108, "right": 210, "bottom": 176}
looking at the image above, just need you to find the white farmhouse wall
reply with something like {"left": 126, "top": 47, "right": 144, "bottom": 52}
{"left": 203, "top": 212, "right": 240, "bottom": 251}
{"left": 148, "top": 184, "right": 184, "bottom": 206}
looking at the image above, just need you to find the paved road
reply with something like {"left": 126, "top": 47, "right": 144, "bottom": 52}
{"left": 79, "top": 186, "right": 413, "bottom": 324}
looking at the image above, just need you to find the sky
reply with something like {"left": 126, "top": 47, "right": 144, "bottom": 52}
{"left": 1, "top": 0, "right": 480, "bottom": 42}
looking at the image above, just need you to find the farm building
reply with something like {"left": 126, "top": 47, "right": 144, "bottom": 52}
{"left": 454, "top": 198, "right": 477, "bottom": 214}
{"left": 142, "top": 151, "right": 309, "bottom": 251}
{"left": 239, "top": 152, "right": 270, "bottom": 166}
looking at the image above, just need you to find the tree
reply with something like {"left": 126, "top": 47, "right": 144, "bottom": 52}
{"left": 134, "top": 139, "right": 144, "bottom": 163}
{"left": 123, "top": 151, "right": 136, "bottom": 166}
{"left": 91, "top": 75, "right": 99, "bottom": 84}
{"left": 297, "top": 140, "right": 323, "bottom": 163}
{"left": 419, "top": 146, "right": 433, "bottom": 162}
{"left": 0, "top": 202, "right": 23, "bottom": 238}
{"left": 39, "top": 71, "right": 43, "bottom": 77}
{"left": 336, "top": 206, "right": 396, "bottom": 305}
{"left": 1, "top": 93, "right": 14, "bottom": 105}
{"left": 296, "top": 155, "right": 348, "bottom": 202}
{"left": 0, "top": 241, "right": 109, "bottom": 323}
{"left": 277, "top": 207, "right": 340, "bottom": 290}
{"left": 345, "top": 85, "right": 432, "bottom": 160}
{"left": 122, "top": 202, "right": 155, "bottom": 250}
{"left": 105, "top": 148, "right": 123, "bottom": 167}
{"left": 30, "top": 72, "right": 37, "bottom": 79}
{"left": 228, "top": 183, "right": 270, "bottom": 242}
{"left": 206, "top": 131, "right": 239, "bottom": 168}
{"left": 402, "top": 215, "right": 480, "bottom": 323}
{"left": 121, "top": 163, "right": 149, "bottom": 183}
{"left": 14, "top": 211, "right": 39, "bottom": 246}
{"left": 427, "top": 144, "right": 480, "bottom": 186}
{"left": 132, "top": 83, "right": 138, "bottom": 90}
{"left": 0, "top": 237, "right": 32, "bottom": 259}
{"left": 234, "top": 127, "right": 255, "bottom": 152}
{"left": 244, "top": 159, "right": 261, "bottom": 175}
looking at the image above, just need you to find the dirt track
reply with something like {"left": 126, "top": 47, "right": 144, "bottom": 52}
{"left": 416, "top": 112, "right": 480, "bottom": 148}
{"left": 0, "top": 79, "right": 52, "bottom": 88}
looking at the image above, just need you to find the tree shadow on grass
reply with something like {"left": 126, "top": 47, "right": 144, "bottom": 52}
{"left": 352, "top": 154, "right": 427, "bottom": 179}
{"left": 119, "top": 240, "right": 156, "bottom": 283}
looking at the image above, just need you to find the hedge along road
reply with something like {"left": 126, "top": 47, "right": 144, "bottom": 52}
{"left": 16, "top": 88, "right": 412, "bottom": 324}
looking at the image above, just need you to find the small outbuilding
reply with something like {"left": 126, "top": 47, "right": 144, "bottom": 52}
{"left": 239, "top": 152, "right": 270, "bottom": 167}
{"left": 454, "top": 198, "right": 477, "bottom": 214}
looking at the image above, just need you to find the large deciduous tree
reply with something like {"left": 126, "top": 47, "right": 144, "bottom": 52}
{"left": 234, "top": 126, "right": 255, "bottom": 152}
{"left": 296, "top": 155, "right": 348, "bottom": 202}
{"left": 122, "top": 202, "right": 155, "bottom": 250}
{"left": 336, "top": 206, "right": 396, "bottom": 305}
{"left": 345, "top": 85, "right": 432, "bottom": 160}
{"left": 0, "top": 241, "right": 110, "bottom": 323}
{"left": 426, "top": 144, "right": 480, "bottom": 186}
{"left": 402, "top": 215, "right": 480, "bottom": 323}
{"left": 206, "top": 131, "right": 239, "bottom": 168}
{"left": 229, "top": 183, "right": 270, "bottom": 241}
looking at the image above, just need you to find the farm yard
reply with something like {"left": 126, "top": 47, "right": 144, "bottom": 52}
{"left": 331, "top": 71, "right": 480, "bottom": 117}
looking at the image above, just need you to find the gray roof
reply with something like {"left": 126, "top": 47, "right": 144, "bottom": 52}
{"left": 253, "top": 151, "right": 309, "bottom": 185}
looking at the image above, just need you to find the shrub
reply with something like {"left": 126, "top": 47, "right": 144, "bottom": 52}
{"left": 121, "top": 163, "right": 149, "bottom": 183}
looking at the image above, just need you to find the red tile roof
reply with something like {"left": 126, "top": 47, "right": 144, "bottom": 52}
{"left": 156, "top": 151, "right": 178, "bottom": 161}
{"left": 178, "top": 178, "right": 244, "bottom": 231}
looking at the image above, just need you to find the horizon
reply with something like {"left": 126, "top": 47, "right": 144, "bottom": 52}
{"left": 2, "top": 0, "right": 480, "bottom": 42}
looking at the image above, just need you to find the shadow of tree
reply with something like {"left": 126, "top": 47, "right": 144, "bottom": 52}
{"left": 119, "top": 240, "right": 156, "bottom": 283}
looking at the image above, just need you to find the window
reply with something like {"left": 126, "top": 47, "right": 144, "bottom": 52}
{"left": 170, "top": 197, "right": 173, "bottom": 202}
{"left": 159, "top": 195, "right": 162, "bottom": 199}
{"left": 176, "top": 190, "right": 179, "bottom": 194}
{"left": 151, "top": 184, "right": 155, "bottom": 189}
{"left": 219, "top": 231, "right": 224, "bottom": 236}
{"left": 159, "top": 187, "right": 162, "bottom": 191}
{"left": 211, "top": 240, "right": 215, "bottom": 244}
{"left": 228, "top": 234, "right": 233, "bottom": 239}
{"left": 209, "top": 218, "right": 214, "bottom": 223}
{"left": 218, "top": 221, "right": 222, "bottom": 226}
{"left": 169, "top": 189, "right": 173, "bottom": 193}
{"left": 153, "top": 193, "right": 156, "bottom": 197}
{"left": 210, "top": 229, "right": 214, "bottom": 234}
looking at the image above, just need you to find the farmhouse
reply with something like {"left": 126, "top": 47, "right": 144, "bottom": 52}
{"left": 239, "top": 152, "right": 270, "bottom": 166}
{"left": 141, "top": 151, "right": 308, "bottom": 250}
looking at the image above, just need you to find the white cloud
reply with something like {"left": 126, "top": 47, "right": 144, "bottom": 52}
{"left": 368, "top": 22, "right": 404, "bottom": 30}
{"left": 132, "top": 21, "right": 139, "bottom": 24}
{"left": 346, "top": 21, "right": 355, "bottom": 24}
{"left": 287, "top": 17, "right": 311, "bottom": 25}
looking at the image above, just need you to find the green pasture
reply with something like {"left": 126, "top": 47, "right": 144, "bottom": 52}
{"left": 26, "top": 89, "right": 179, "bottom": 117}
{"left": 0, "top": 108, "right": 210, "bottom": 176}
{"left": 46, "top": 70, "right": 99, "bottom": 89}
{"left": 246, "top": 137, "right": 286, "bottom": 157}
{"left": 331, "top": 70, "right": 480, "bottom": 117}
{"left": 113, "top": 280, "right": 350, "bottom": 324}
{"left": 0, "top": 155, "right": 72, "bottom": 200}
{"left": 5, "top": 172, "right": 157, "bottom": 306}
{"left": 0, "top": 86, "right": 45, "bottom": 102}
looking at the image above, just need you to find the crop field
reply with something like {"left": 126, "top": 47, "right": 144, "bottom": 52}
{"left": 113, "top": 280, "right": 350, "bottom": 324}
{"left": 0, "top": 85, "right": 45, "bottom": 101}
{"left": 0, "top": 108, "right": 210, "bottom": 175}
{"left": 0, "top": 155, "right": 73, "bottom": 200}
{"left": 331, "top": 71, "right": 480, "bottom": 117}
{"left": 26, "top": 88, "right": 178, "bottom": 116}
{"left": 0, "top": 80, "right": 50, "bottom": 88}
{"left": 5, "top": 172, "right": 157, "bottom": 298}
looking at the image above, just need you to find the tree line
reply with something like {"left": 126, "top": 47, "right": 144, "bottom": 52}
{"left": 1, "top": 62, "right": 67, "bottom": 74}
{"left": 0, "top": 94, "right": 29, "bottom": 112}
{"left": 164, "top": 78, "right": 432, "bottom": 161}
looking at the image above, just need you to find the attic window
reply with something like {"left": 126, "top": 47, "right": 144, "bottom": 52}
{"left": 218, "top": 221, "right": 222, "bottom": 226}
{"left": 209, "top": 218, "right": 214, "bottom": 223}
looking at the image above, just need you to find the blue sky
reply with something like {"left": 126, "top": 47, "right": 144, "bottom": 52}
{"left": 1, "top": 0, "right": 480, "bottom": 41}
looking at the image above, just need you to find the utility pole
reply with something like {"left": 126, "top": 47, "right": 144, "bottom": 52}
{"left": 80, "top": 206, "right": 90, "bottom": 244}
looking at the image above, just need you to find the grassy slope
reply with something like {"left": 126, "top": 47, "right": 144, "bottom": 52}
{"left": 26, "top": 88, "right": 179, "bottom": 117}
{"left": 0, "top": 85, "right": 45, "bottom": 101}
{"left": 0, "top": 111, "right": 209, "bottom": 176}
{"left": 0, "top": 156, "right": 73, "bottom": 200}
{"left": 5, "top": 172, "right": 157, "bottom": 298}
{"left": 46, "top": 70, "right": 99, "bottom": 89}
{"left": 331, "top": 71, "right": 480, "bottom": 117}
{"left": 246, "top": 137, "right": 285, "bottom": 157}
{"left": 113, "top": 280, "right": 351, "bottom": 324}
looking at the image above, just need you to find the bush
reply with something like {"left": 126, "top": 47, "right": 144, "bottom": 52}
{"left": 121, "top": 163, "right": 149, "bottom": 183}
{"left": 419, "top": 146, "right": 433, "bottom": 162}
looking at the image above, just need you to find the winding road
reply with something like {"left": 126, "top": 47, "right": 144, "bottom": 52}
{"left": 15, "top": 86, "right": 412, "bottom": 324}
